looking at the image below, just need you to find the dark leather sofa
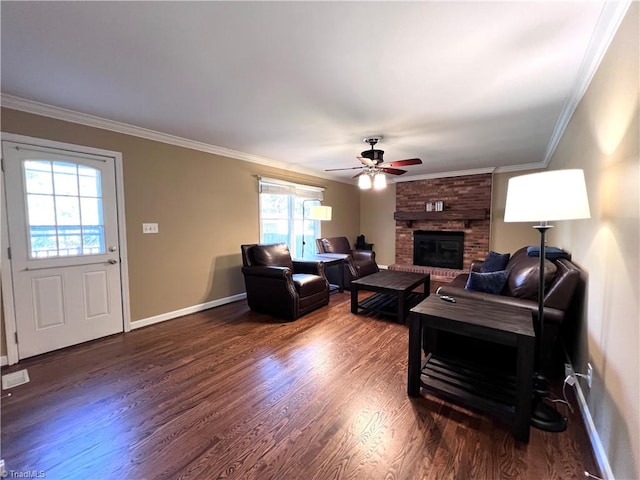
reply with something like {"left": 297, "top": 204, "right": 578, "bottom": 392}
{"left": 436, "top": 247, "right": 583, "bottom": 375}
{"left": 315, "top": 236, "right": 379, "bottom": 290}
{"left": 241, "top": 243, "right": 330, "bottom": 321}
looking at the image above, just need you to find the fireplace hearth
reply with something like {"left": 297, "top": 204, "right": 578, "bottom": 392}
{"left": 413, "top": 231, "right": 464, "bottom": 269}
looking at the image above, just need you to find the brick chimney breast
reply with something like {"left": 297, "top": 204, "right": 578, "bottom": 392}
{"left": 394, "top": 174, "right": 492, "bottom": 278}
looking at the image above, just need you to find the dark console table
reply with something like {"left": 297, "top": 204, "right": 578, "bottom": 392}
{"left": 408, "top": 295, "right": 535, "bottom": 442}
{"left": 351, "top": 270, "right": 430, "bottom": 324}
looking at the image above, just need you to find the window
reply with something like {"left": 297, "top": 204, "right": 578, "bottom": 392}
{"left": 24, "top": 160, "right": 105, "bottom": 258}
{"left": 259, "top": 178, "right": 324, "bottom": 259}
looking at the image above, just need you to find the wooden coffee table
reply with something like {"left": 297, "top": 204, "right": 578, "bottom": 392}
{"left": 407, "top": 295, "right": 535, "bottom": 442}
{"left": 351, "top": 270, "right": 430, "bottom": 324}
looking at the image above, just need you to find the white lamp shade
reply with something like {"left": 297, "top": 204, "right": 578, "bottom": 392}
{"left": 373, "top": 172, "right": 387, "bottom": 190}
{"left": 309, "top": 205, "right": 332, "bottom": 221}
{"left": 504, "top": 169, "right": 591, "bottom": 222}
{"left": 358, "top": 174, "right": 372, "bottom": 189}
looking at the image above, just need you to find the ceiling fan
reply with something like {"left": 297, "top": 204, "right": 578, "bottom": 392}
{"left": 325, "top": 136, "right": 422, "bottom": 189}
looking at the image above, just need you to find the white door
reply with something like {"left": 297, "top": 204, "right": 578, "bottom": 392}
{"left": 3, "top": 141, "right": 123, "bottom": 359}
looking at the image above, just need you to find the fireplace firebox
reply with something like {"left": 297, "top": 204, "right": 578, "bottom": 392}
{"left": 413, "top": 231, "right": 464, "bottom": 269}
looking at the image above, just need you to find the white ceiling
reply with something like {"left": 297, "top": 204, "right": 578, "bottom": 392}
{"left": 0, "top": 1, "right": 625, "bottom": 184}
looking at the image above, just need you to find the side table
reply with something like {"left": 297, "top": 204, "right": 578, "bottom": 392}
{"left": 408, "top": 295, "right": 535, "bottom": 442}
{"left": 301, "top": 254, "right": 349, "bottom": 293}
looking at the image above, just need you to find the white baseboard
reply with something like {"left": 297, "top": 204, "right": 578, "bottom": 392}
{"left": 0, "top": 356, "right": 7, "bottom": 367}
{"left": 569, "top": 363, "right": 614, "bottom": 480}
{"left": 130, "top": 293, "right": 247, "bottom": 330}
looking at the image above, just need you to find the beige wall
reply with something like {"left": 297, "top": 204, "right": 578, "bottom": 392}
{"left": 0, "top": 108, "right": 360, "bottom": 329}
{"left": 359, "top": 184, "right": 396, "bottom": 266}
{"left": 490, "top": 169, "right": 545, "bottom": 253}
{"left": 546, "top": 4, "right": 639, "bottom": 478}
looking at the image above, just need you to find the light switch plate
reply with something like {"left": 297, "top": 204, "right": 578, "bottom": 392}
{"left": 142, "top": 223, "right": 159, "bottom": 234}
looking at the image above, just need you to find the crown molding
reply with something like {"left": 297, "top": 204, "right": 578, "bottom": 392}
{"left": 493, "top": 161, "right": 547, "bottom": 174}
{"left": 542, "top": 0, "right": 632, "bottom": 166}
{"left": 0, "top": 94, "right": 351, "bottom": 185}
{"left": 394, "top": 167, "right": 497, "bottom": 183}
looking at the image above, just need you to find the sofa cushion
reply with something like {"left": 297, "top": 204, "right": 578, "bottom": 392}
{"left": 505, "top": 254, "right": 557, "bottom": 300}
{"left": 480, "top": 251, "right": 511, "bottom": 273}
{"left": 465, "top": 270, "right": 508, "bottom": 294}
{"left": 321, "top": 237, "right": 352, "bottom": 254}
{"left": 251, "top": 243, "right": 294, "bottom": 270}
{"left": 293, "top": 273, "right": 327, "bottom": 296}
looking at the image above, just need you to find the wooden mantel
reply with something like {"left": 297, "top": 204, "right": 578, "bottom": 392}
{"left": 393, "top": 209, "right": 488, "bottom": 228}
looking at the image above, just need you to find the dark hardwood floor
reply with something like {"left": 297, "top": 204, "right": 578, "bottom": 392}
{"left": 1, "top": 291, "right": 598, "bottom": 480}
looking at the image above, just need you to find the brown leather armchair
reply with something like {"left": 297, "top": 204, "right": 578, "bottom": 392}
{"left": 315, "top": 236, "right": 379, "bottom": 290}
{"left": 241, "top": 243, "right": 330, "bottom": 321}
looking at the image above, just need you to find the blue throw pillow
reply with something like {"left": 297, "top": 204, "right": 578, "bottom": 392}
{"left": 465, "top": 270, "right": 508, "bottom": 294}
{"left": 480, "top": 251, "right": 510, "bottom": 273}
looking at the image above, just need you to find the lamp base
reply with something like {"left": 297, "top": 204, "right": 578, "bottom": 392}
{"left": 531, "top": 396, "right": 567, "bottom": 432}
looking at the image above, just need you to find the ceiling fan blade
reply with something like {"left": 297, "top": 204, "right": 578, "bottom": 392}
{"left": 382, "top": 158, "right": 422, "bottom": 167}
{"left": 381, "top": 167, "right": 407, "bottom": 175}
{"left": 357, "top": 156, "right": 376, "bottom": 167}
{"left": 352, "top": 172, "right": 365, "bottom": 179}
{"left": 325, "top": 166, "right": 365, "bottom": 172}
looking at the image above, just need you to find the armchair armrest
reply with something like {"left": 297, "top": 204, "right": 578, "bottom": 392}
{"left": 292, "top": 260, "right": 326, "bottom": 277}
{"left": 241, "top": 265, "right": 292, "bottom": 280}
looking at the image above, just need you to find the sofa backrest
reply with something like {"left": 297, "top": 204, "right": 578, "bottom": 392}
{"left": 241, "top": 243, "right": 294, "bottom": 270}
{"left": 317, "top": 237, "right": 352, "bottom": 255}
{"left": 502, "top": 246, "right": 581, "bottom": 310}
{"left": 504, "top": 247, "right": 557, "bottom": 300}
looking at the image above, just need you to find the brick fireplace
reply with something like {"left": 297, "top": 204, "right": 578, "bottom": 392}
{"left": 391, "top": 173, "right": 492, "bottom": 281}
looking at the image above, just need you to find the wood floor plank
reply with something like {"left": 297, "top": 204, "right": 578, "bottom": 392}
{"left": 1, "top": 292, "right": 599, "bottom": 480}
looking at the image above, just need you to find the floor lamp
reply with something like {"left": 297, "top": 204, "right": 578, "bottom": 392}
{"left": 504, "top": 169, "right": 590, "bottom": 432}
{"left": 301, "top": 201, "right": 332, "bottom": 258}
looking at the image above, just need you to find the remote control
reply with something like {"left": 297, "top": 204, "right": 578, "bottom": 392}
{"left": 439, "top": 295, "right": 456, "bottom": 303}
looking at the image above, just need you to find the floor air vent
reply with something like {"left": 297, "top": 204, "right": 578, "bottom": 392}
{"left": 2, "top": 369, "right": 30, "bottom": 389}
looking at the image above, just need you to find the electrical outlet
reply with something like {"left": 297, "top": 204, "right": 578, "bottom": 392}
{"left": 564, "top": 363, "right": 574, "bottom": 378}
{"left": 587, "top": 363, "right": 593, "bottom": 388}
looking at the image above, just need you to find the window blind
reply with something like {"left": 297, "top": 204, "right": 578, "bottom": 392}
{"left": 258, "top": 177, "right": 324, "bottom": 200}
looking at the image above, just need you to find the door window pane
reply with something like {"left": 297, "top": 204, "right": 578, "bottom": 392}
{"left": 24, "top": 160, "right": 106, "bottom": 259}
{"left": 27, "top": 194, "right": 56, "bottom": 225}
{"left": 24, "top": 161, "right": 53, "bottom": 194}
{"left": 80, "top": 198, "right": 103, "bottom": 225}
{"left": 55, "top": 196, "right": 80, "bottom": 226}
{"left": 78, "top": 166, "right": 102, "bottom": 197}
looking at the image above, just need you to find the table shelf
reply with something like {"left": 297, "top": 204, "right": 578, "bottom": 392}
{"left": 420, "top": 354, "right": 517, "bottom": 418}
{"left": 358, "top": 291, "right": 425, "bottom": 318}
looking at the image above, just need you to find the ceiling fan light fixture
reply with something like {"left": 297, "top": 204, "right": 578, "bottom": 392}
{"left": 358, "top": 173, "right": 372, "bottom": 189}
{"left": 373, "top": 172, "right": 387, "bottom": 190}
